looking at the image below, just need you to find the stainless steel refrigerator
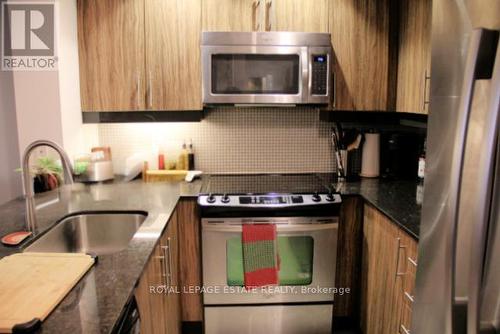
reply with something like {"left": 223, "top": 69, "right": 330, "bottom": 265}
{"left": 412, "top": 1, "right": 500, "bottom": 333}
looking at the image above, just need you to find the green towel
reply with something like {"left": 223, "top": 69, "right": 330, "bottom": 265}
{"left": 227, "top": 236, "right": 313, "bottom": 286}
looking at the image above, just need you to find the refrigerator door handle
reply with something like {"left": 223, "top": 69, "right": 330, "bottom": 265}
{"left": 435, "top": 29, "right": 487, "bottom": 334}
{"left": 467, "top": 31, "right": 500, "bottom": 334}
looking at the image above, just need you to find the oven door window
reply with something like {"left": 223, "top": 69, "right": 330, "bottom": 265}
{"left": 211, "top": 54, "right": 300, "bottom": 95}
{"left": 226, "top": 236, "right": 313, "bottom": 286}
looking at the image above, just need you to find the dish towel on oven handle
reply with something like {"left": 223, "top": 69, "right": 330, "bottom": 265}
{"left": 242, "top": 223, "right": 279, "bottom": 288}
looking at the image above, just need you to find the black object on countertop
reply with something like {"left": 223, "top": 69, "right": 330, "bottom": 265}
{"left": 12, "top": 318, "right": 42, "bottom": 334}
{"left": 380, "top": 132, "right": 424, "bottom": 180}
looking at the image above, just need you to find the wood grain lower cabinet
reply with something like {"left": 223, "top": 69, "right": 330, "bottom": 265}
{"left": 361, "top": 204, "right": 418, "bottom": 334}
{"left": 177, "top": 199, "right": 203, "bottom": 322}
{"left": 395, "top": 227, "right": 418, "bottom": 334}
{"left": 135, "top": 212, "right": 181, "bottom": 334}
{"left": 334, "top": 196, "right": 364, "bottom": 319}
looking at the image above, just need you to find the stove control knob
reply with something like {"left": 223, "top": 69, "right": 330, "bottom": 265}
{"left": 312, "top": 193, "right": 321, "bottom": 202}
{"left": 207, "top": 194, "right": 216, "bottom": 204}
{"left": 326, "top": 193, "right": 335, "bottom": 202}
{"left": 221, "top": 194, "right": 230, "bottom": 203}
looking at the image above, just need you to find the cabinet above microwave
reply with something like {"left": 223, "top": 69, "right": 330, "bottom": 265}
{"left": 201, "top": 32, "right": 332, "bottom": 106}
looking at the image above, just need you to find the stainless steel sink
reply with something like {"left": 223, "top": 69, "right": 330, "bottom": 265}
{"left": 25, "top": 212, "right": 147, "bottom": 255}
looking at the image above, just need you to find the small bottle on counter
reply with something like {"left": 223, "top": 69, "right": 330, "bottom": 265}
{"left": 177, "top": 141, "right": 189, "bottom": 170}
{"left": 416, "top": 139, "right": 426, "bottom": 205}
{"left": 158, "top": 152, "right": 165, "bottom": 170}
{"left": 417, "top": 139, "right": 426, "bottom": 181}
{"left": 188, "top": 139, "right": 195, "bottom": 170}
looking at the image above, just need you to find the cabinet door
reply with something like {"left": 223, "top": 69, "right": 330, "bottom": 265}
{"left": 394, "top": 229, "right": 418, "bottom": 334}
{"left": 202, "top": 0, "right": 259, "bottom": 31}
{"left": 161, "top": 213, "right": 181, "bottom": 334}
{"left": 329, "top": 0, "right": 390, "bottom": 111}
{"left": 361, "top": 204, "right": 401, "bottom": 334}
{"left": 135, "top": 241, "right": 168, "bottom": 334}
{"left": 77, "top": 0, "right": 146, "bottom": 111}
{"left": 135, "top": 214, "right": 181, "bottom": 334}
{"left": 177, "top": 200, "right": 203, "bottom": 322}
{"left": 270, "top": 0, "right": 328, "bottom": 32}
{"left": 396, "top": 0, "right": 432, "bottom": 114}
{"left": 145, "top": 0, "right": 202, "bottom": 111}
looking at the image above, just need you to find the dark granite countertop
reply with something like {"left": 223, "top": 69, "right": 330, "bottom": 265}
{"left": 0, "top": 174, "right": 420, "bottom": 333}
{"left": 329, "top": 178, "right": 422, "bottom": 239}
{"left": 0, "top": 179, "right": 202, "bottom": 334}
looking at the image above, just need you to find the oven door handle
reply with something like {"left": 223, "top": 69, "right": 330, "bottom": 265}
{"left": 202, "top": 222, "right": 338, "bottom": 233}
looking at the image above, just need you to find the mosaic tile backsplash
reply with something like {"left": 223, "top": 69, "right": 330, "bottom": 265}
{"left": 96, "top": 108, "right": 336, "bottom": 175}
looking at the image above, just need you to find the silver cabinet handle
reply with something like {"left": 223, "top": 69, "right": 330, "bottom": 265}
{"left": 265, "top": 1, "right": 272, "bottom": 31}
{"left": 400, "top": 324, "right": 411, "bottom": 334}
{"left": 422, "top": 70, "right": 431, "bottom": 112}
{"left": 252, "top": 1, "right": 260, "bottom": 31}
{"left": 408, "top": 257, "right": 417, "bottom": 267}
{"left": 161, "top": 244, "right": 170, "bottom": 287}
{"left": 404, "top": 291, "right": 415, "bottom": 303}
{"left": 167, "top": 237, "right": 173, "bottom": 286}
{"left": 395, "top": 238, "right": 407, "bottom": 277}
{"left": 157, "top": 253, "right": 167, "bottom": 287}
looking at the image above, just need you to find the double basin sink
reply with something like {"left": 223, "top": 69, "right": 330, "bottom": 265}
{"left": 25, "top": 212, "right": 148, "bottom": 255}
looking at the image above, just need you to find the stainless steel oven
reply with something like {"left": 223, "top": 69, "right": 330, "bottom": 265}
{"left": 202, "top": 216, "right": 338, "bottom": 305}
{"left": 198, "top": 175, "right": 341, "bottom": 334}
{"left": 201, "top": 32, "right": 332, "bottom": 106}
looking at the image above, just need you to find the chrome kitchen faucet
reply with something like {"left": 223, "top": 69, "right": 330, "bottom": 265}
{"left": 22, "top": 140, "right": 74, "bottom": 232}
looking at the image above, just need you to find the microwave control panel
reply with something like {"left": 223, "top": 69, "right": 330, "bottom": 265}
{"left": 311, "top": 55, "right": 328, "bottom": 95}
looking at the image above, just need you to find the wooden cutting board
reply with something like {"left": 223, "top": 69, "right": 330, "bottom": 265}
{"left": 0, "top": 252, "right": 95, "bottom": 333}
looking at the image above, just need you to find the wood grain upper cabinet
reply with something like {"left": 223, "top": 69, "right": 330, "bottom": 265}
{"left": 77, "top": 0, "right": 146, "bottom": 111}
{"left": 268, "top": 0, "right": 329, "bottom": 32}
{"left": 361, "top": 204, "right": 419, "bottom": 334}
{"left": 145, "top": 0, "right": 202, "bottom": 110}
{"left": 202, "top": 0, "right": 259, "bottom": 31}
{"left": 329, "top": 0, "right": 391, "bottom": 111}
{"left": 396, "top": 0, "right": 432, "bottom": 114}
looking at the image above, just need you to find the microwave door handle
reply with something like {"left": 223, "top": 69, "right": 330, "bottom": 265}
{"left": 467, "top": 30, "right": 500, "bottom": 334}
{"left": 202, "top": 222, "right": 337, "bottom": 233}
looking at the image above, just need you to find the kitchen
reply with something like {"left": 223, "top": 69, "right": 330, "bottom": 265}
{"left": 0, "top": 0, "right": 498, "bottom": 334}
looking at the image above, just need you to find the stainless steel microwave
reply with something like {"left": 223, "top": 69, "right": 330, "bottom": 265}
{"left": 201, "top": 32, "right": 332, "bottom": 106}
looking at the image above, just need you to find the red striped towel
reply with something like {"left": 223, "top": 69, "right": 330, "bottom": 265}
{"left": 242, "top": 224, "right": 279, "bottom": 288}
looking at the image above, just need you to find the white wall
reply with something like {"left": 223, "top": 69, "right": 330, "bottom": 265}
{"left": 57, "top": 0, "right": 98, "bottom": 156}
{"left": 11, "top": 0, "right": 97, "bottom": 162}
{"left": 0, "top": 71, "right": 23, "bottom": 204}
